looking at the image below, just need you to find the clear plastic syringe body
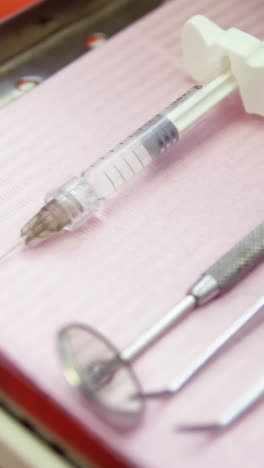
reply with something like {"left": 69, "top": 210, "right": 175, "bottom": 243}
{"left": 21, "top": 72, "right": 237, "bottom": 246}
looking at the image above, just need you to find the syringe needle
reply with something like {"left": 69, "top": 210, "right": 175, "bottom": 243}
{"left": 0, "top": 240, "right": 23, "bottom": 262}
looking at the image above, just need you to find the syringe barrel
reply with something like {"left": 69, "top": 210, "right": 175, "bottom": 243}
{"left": 83, "top": 113, "right": 179, "bottom": 200}
{"left": 84, "top": 72, "right": 236, "bottom": 203}
{"left": 46, "top": 99, "right": 187, "bottom": 232}
{"left": 46, "top": 72, "right": 236, "bottom": 233}
{"left": 46, "top": 109, "right": 180, "bottom": 231}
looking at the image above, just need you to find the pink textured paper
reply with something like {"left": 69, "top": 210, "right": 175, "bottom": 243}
{"left": 0, "top": 0, "right": 264, "bottom": 466}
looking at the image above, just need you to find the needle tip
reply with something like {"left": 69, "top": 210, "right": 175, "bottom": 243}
{"left": 0, "top": 239, "right": 23, "bottom": 262}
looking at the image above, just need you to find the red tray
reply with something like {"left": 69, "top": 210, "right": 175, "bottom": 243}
{"left": 0, "top": 0, "right": 39, "bottom": 18}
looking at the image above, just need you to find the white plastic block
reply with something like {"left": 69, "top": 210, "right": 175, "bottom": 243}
{"left": 182, "top": 14, "right": 264, "bottom": 116}
{"left": 182, "top": 15, "right": 228, "bottom": 83}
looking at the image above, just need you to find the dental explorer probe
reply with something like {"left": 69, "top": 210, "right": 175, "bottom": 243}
{"left": 58, "top": 222, "right": 264, "bottom": 427}
{"left": 177, "top": 376, "right": 264, "bottom": 432}
{"left": 140, "top": 297, "right": 264, "bottom": 399}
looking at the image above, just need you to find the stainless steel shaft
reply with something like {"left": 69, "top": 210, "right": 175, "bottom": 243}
{"left": 177, "top": 377, "right": 264, "bottom": 432}
{"left": 122, "top": 221, "right": 264, "bottom": 363}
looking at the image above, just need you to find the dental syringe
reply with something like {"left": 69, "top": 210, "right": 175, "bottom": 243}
{"left": 7, "top": 72, "right": 235, "bottom": 253}
{"left": 4, "top": 14, "right": 264, "bottom": 254}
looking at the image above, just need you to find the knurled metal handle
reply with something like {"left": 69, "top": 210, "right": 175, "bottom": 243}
{"left": 206, "top": 222, "right": 264, "bottom": 293}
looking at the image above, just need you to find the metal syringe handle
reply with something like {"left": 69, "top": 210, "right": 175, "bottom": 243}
{"left": 189, "top": 222, "right": 264, "bottom": 305}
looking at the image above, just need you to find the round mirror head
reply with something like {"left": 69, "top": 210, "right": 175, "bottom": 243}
{"left": 57, "top": 323, "right": 144, "bottom": 428}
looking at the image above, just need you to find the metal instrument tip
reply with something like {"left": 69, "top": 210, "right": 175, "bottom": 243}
{"left": 136, "top": 389, "right": 172, "bottom": 399}
{"left": 176, "top": 422, "right": 223, "bottom": 432}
